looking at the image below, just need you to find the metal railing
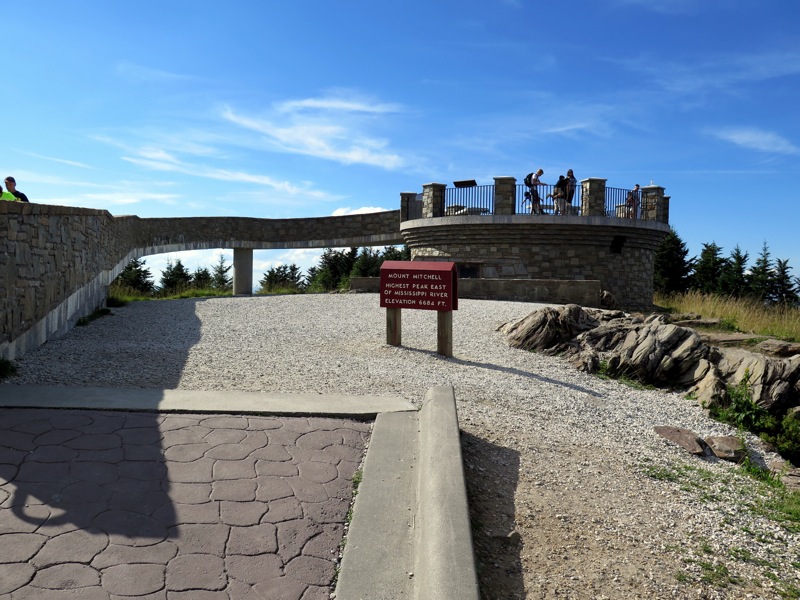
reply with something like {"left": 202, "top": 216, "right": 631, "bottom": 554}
{"left": 408, "top": 193, "right": 424, "bottom": 220}
{"left": 515, "top": 183, "right": 581, "bottom": 215}
{"left": 605, "top": 187, "right": 630, "bottom": 218}
{"left": 425, "top": 184, "right": 656, "bottom": 220}
{"left": 443, "top": 185, "right": 494, "bottom": 216}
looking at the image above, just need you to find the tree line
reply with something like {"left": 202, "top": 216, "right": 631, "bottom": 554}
{"left": 112, "top": 246, "right": 411, "bottom": 296}
{"left": 654, "top": 230, "right": 800, "bottom": 305}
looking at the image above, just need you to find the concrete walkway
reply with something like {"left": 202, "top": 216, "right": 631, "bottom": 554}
{"left": 0, "top": 385, "right": 478, "bottom": 600}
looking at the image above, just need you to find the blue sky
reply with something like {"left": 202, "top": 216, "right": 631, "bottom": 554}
{"left": 3, "top": 0, "right": 800, "bottom": 286}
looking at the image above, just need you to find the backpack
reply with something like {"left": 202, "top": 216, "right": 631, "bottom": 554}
{"left": 524, "top": 172, "right": 534, "bottom": 187}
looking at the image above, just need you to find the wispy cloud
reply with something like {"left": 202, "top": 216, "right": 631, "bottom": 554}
{"left": 619, "top": 51, "right": 800, "bottom": 96}
{"left": 331, "top": 206, "right": 390, "bottom": 216}
{"left": 222, "top": 91, "right": 406, "bottom": 169}
{"left": 121, "top": 152, "right": 333, "bottom": 199}
{"left": 42, "top": 191, "right": 180, "bottom": 209}
{"left": 276, "top": 95, "right": 401, "bottom": 114}
{"left": 710, "top": 127, "right": 799, "bottom": 155}
{"left": 115, "top": 62, "right": 201, "bottom": 83}
{"left": 22, "top": 151, "right": 95, "bottom": 169}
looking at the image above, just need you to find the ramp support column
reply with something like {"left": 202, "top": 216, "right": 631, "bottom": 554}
{"left": 233, "top": 248, "right": 253, "bottom": 295}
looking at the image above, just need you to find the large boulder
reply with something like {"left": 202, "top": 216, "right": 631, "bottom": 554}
{"left": 501, "top": 306, "right": 800, "bottom": 422}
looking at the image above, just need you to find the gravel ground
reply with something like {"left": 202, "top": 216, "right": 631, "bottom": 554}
{"left": 6, "top": 294, "right": 800, "bottom": 599}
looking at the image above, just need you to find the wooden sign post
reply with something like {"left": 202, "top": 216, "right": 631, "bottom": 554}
{"left": 379, "top": 261, "right": 458, "bottom": 357}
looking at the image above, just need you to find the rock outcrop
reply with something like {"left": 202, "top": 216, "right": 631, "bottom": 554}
{"left": 500, "top": 304, "right": 800, "bottom": 417}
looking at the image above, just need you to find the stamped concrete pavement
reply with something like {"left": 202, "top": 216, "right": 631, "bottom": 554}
{"left": 0, "top": 407, "right": 371, "bottom": 599}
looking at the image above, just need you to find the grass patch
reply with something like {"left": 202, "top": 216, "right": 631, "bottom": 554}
{"left": 654, "top": 291, "right": 800, "bottom": 342}
{"left": 0, "top": 358, "right": 18, "bottom": 381}
{"left": 596, "top": 360, "right": 655, "bottom": 390}
{"left": 76, "top": 307, "right": 112, "bottom": 326}
{"left": 641, "top": 460, "right": 800, "bottom": 533}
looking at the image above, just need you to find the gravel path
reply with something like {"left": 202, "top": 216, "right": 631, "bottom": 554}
{"left": 6, "top": 294, "right": 800, "bottom": 599}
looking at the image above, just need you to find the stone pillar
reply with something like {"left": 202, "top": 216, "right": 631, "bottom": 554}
{"left": 400, "top": 192, "right": 417, "bottom": 222}
{"left": 581, "top": 178, "right": 606, "bottom": 217}
{"left": 641, "top": 186, "right": 666, "bottom": 222}
{"left": 233, "top": 248, "right": 253, "bottom": 295}
{"left": 493, "top": 176, "right": 517, "bottom": 216}
{"left": 422, "top": 183, "right": 446, "bottom": 218}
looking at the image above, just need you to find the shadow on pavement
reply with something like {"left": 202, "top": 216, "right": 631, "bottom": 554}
{"left": 461, "top": 431, "right": 525, "bottom": 600}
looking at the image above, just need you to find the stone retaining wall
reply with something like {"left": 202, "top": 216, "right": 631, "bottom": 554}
{"left": 399, "top": 215, "right": 669, "bottom": 310}
{"left": 0, "top": 203, "right": 401, "bottom": 360}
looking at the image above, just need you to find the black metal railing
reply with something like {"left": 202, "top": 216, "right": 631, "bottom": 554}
{"left": 443, "top": 185, "right": 494, "bottom": 215}
{"left": 515, "top": 183, "right": 582, "bottom": 215}
{"left": 419, "top": 183, "right": 656, "bottom": 220}
{"left": 408, "top": 193, "right": 423, "bottom": 220}
{"left": 605, "top": 186, "right": 630, "bottom": 218}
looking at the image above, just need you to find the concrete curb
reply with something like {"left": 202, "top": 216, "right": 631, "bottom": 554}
{"left": 0, "top": 384, "right": 414, "bottom": 417}
{"left": 415, "top": 386, "right": 480, "bottom": 600}
{"left": 336, "top": 386, "right": 479, "bottom": 600}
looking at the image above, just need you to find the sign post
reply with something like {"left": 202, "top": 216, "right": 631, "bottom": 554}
{"left": 379, "top": 261, "right": 458, "bottom": 357}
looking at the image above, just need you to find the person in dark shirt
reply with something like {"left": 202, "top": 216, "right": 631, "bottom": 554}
{"left": 4, "top": 177, "right": 29, "bottom": 202}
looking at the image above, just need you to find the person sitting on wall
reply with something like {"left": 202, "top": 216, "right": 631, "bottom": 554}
{"left": 0, "top": 183, "right": 18, "bottom": 202}
{"left": 625, "top": 184, "right": 640, "bottom": 219}
{"left": 4, "top": 177, "right": 29, "bottom": 202}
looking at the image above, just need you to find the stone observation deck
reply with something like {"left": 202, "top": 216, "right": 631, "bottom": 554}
{"left": 1, "top": 175, "right": 670, "bottom": 360}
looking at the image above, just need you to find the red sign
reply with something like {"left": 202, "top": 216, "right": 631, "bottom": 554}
{"left": 379, "top": 261, "right": 458, "bottom": 311}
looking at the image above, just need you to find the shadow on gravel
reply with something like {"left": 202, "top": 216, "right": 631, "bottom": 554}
{"left": 461, "top": 431, "right": 525, "bottom": 600}
{"left": 395, "top": 346, "right": 603, "bottom": 398}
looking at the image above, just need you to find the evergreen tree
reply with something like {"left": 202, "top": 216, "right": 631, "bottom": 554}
{"left": 718, "top": 245, "right": 749, "bottom": 297}
{"left": 159, "top": 258, "right": 192, "bottom": 293}
{"left": 192, "top": 266, "right": 213, "bottom": 290}
{"left": 772, "top": 258, "right": 799, "bottom": 306}
{"left": 690, "top": 242, "right": 726, "bottom": 295}
{"left": 653, "top": 229, "right": 692, "bottom": 294}
{"left": 381, "top": 245, "right": 412, "bottom": 262}
{"left": 747, "top": 242, "right": 775, "bottom": 303}
{"left": 115, "top": 257, "right": 155, "bottom": 295}
{"left": 351, "top": 248, "right": 383, "bottom": 278}
{"left": 308, "top": 247, "right": 358, "bottom": 291}
{"left": 211, "top": 255, "right": 233, "bottom": 291}
{"left": 258, "top": 263, "right": 304, "bottom": 293}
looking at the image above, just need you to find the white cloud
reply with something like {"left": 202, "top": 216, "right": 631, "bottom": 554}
{"left": 331, "top": 206, "right": 389, "bottom": 216}
{"left": 711, "top": 127, "right": 799, "bottom": 155}
{"left": 221, "top": 92, "right": 406, "bottom": 169}
{"left": 618, "top": 51, "right": 800, "bottom": 96}
{"left": 22, "top": 152, "right": 95, "bottom": 169}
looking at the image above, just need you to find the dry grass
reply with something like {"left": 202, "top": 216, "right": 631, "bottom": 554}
{"left": 655, "top": 291, "right": 800, "bottom": 342}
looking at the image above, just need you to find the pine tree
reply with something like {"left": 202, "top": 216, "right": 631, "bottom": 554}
{"left": 351, "top": 248, "right": 383, "bottom": 278}
{"left": 192, "top": 266, "right": 212, "bottom": 290}
{"left": 115, "top": 257, "right": 155, "bottom": 295}
{"left": 308, "top": 248, "right": 358, "bottom": 291}
{"left": 772, "top": 258, "right": 799, "bottom": 306}
{"left": 258, "top": 263, "right": 304, "bottom": 293}
{"left": 690, "top": 242, "right": 726, "bottom": 295}
{"left": 747, "top": 242, "right": 775, "bottom": 303}
{"left": 211, "top": 255, "right": 233, "bottom": 291}
{"left": 159, "top": 259, "right": 192, "bottom": 293}
{"left": 653, "top": 230, "right": 693, "bottom": 294}
{"left": 718, "top": 245, "right": 749, "bottom": 297}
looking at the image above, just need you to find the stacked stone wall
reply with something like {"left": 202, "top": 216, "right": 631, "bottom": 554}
{"left": 1, "top": 204, "right": 401, "bottom": 360}
{"left": 400, "top": 215, "right": 668, "bottom": 309}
